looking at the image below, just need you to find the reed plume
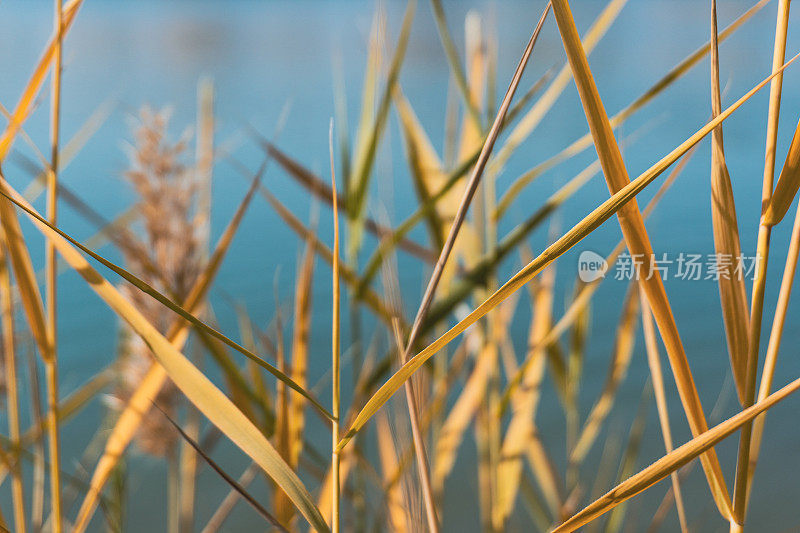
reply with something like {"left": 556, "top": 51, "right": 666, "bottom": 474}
{"left": 113, "top": 106, "right": 203, "bottom": 456}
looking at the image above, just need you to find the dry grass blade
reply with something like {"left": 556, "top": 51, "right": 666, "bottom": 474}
{"left": 289, "top": 234, "right": 315, "bottom": 470}
{"left": 202, "top": 463, "right": 259, "bottom": 533}
{"left": 330, "top": 121, "right": 342, "bottom": 533}
{"left": 348, "top": 0, "right": 415, "bottom": 254}
{"left": 155, "top": 405, "right": 289, "bottom": 533}
{"left": 749, "top": 200, "right": 800, "bottom": 496}
{"left": 496, "top": 265, "right": 562, "bottom": 525}
{"left": 0, "top": 239, "right": 26, "bottom": 533}
{"left": 376, "top": 413, "right": 410, "bottom": 532}
{"left": 762, "top": 117, "right": 800, "bottom": 226}
{"left": 336, "top": 48, "right": 798, "bottom": 453}
{"left": 0, "top": 0, "right": 82, "bottom": 160}
{"left": 45, "top": 0, "right": 66, "bottom": 528}
{"left": 640, "top": 296, "right": 688, "bottom": 533}
{"left": 495, "top": 0, "right": 770, "bottom": 220}
{"left": 391, "top": 319, "right": 440, "bottom": 533}
{"left": 709, "top": 0, "right": 749, "bottom": 400}
{"left": 570, "top": 284, "right": 639, "bottom": 467}
{"left": 432, "top": 337, "right": 493, "bottom": 492}
{"left": 550, "top": 372, "right": 800, "bottom": 533}
{"left": 550, "top": 0, "right": 730, "bottom": 515}
{"left": 430, "top": 0, "right": 482, "bottom": 129}
{"left": 0, "top": 174, "right": 330, "bottom": 533}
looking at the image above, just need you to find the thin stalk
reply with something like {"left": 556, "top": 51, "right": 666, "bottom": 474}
{"left": 731, "top": 0, "right": 790, "bottom": 528}
{"left": 392, "top": 319, "right": 440, "bottom": 533}
{"left": 388, "top": 10, "right": 548, "bottom": 529}
{"left": 0, "top": 241, "right": 26, "bottom": 533}
{"left": 45, "top": 1, "right": 64, "bottom": 531}
{"left": 748, "top": 200, "right": 800, "bottom": 494}
{"left": 640, "top": 297, "right": 688, "bottom": 533}
{"left": 329, "top": 122, "right": 341, "bottom": 533}
{"left": 167, "top": 444, "right": 179, "bottom": 533}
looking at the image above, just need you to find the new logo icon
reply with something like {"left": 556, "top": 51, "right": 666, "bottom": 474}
{"left": 578, "top": 250, "right": 607, "bottom": 282}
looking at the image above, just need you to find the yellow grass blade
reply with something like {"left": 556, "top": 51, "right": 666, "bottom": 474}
{"left": 570, "top": 284, "right": 639, "bottom": 467}
{"left": 550, "top": 0, "right": 729, "bottom": 515}
{"left": 762, "top": 117, "right": 800, "bottom": 226}
{"left": 289, "top": 235, "right": 316, "bottom": 469}
{"left": 432, "top": 340, "right": 494, "bottom": 492}
{"left": 376, "top": 413, "right": 410, "bottom": 532}
{"left": 0, "top": 238, "right": 26, "bottom": 533}
{"left": 709, "top": 0, "right": 749, "bottom": 400}
{"left": 496, "top": 265, "right": 562, "bottom": 525}
{"left": 0, "top": 175, "right": 330, "bottom": 533}
{"left": 640, "top": 296, "right": 688, "bottom": 533}
{"left": 748, "top": 198, "right": 800, "bottom": 497}
{"left": 336, "top": 47, "right": 799, "bottom": 454}
{"left": 732, "top": 0, "right": 791, "bottom": 525}
{"left": 46, "top": 0, "right": 66, "bottom": 527}
{"left": 394, "top": 88, "right": 447, "bottom": 248}
{"left": 0, "top": 0, "right": 82, "bottom": 160}
{"left": 551, "top": 372, "right": 800, "bottom": 533}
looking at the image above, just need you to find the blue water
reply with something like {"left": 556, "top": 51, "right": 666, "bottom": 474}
{"left": 1, "top": 0, "right": 800, "bottom": 531}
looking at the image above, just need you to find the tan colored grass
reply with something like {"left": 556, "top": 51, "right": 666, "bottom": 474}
{"left": 731, "top": 0, "right": 792, "bottom": 527}
{"left": 709, "top": 0, "right": 750, "bottom": 400}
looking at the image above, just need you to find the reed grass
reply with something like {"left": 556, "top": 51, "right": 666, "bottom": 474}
{"left": 3, "top": 1, "right": 800, "bottom": 531}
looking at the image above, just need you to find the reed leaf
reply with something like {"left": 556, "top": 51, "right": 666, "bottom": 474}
{"left": 289, "top": 234, "right": 316, "bottom": 469}
{"left": 157, "top": 405, "right": 290, "bottom": 533}
{"left": 348, "top": 0, "right": 415, "bottom": 256}
{"left": 640, "top": 296, "right": 688, "bottom": 533}
{"left": 496, "top": 265, "right": 562, "bottom": 525}
{"left": 732, "top": 0, "right": 792, "bottom": 524}
{"left": 570, "top": 283, "right": 639, "bottom": 467}
{"left": 709, "top": 0, "right": 750, "bottom": 401}
{"left": 762, "top": 117, "right": 800, "bottom": 226}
